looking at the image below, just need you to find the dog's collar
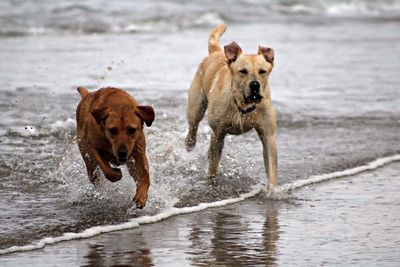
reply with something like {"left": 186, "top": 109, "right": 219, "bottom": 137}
{"left": 233, "top": 97, "right": 256, "bottom": 115}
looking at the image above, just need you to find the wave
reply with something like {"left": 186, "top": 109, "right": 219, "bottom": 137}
{"left": 1, "top": 0, "right": 400, "bottom": 37}
{"left": 1, "top": 118, "right": 76, "bottom": 141}
{"left": 1, "top": 154, "right": 399, "bottom": 255}
{"left": 0, "top": 10, "right": 225, "bottom": 37}
{"left": 268, "top": 0, "right": 400, "bottom": 16}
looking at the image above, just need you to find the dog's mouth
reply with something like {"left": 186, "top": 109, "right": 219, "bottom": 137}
{"left": 117, "top": 147, "right": 129, "bottom": 164}
{"left": 117, "top": 157, "right": 127, "bottom": 164}
{"left": 245, "top": 93, "right": 263, "bottom": 104}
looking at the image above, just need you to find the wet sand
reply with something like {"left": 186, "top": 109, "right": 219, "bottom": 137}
{"left": 2, "top": 162, "right": 399, "bottom": 266}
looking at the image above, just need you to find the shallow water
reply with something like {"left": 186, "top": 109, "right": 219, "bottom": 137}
{"left": 1, "top": 162, "right": 399, "bottom": 266}
{"left": 1, "top": 0, "right": 400, "bottom": 262}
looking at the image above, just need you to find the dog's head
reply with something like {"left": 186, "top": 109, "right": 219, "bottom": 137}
{"left": 224, "top": 41, "right": 274, "bottom": 104}
{"left": 92, "top": 105, "right": 155, "bottom": 163}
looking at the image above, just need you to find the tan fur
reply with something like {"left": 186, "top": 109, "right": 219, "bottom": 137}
{"left": 76, "top": 87, "right": 155, "bottom": 208}
{"left": 208, "top": 24, "right": 226, "bottom": 54}
{"left": 185, "top": 24, "right": 278, "bottom": 186}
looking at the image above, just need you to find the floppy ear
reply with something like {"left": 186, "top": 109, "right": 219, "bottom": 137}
{"left": 224, "top": 41, "right": 242, "bottom": 64}
{"left": 136, "top": 106, "right": 155, "bottom": 127}
{"left": 258, "top": 46, "right": 274, "bottom": 64}
{"left": 91, "top": 107, "right": 110, "bottom": 125}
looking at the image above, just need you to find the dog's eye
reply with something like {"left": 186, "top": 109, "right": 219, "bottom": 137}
{"left": 259, "top": 69, "right": 267, "bottom": 74}
{"left": 127, "top": 127, "right": 136, "bottom": 135}
{"left": 108, "top": 128, "right": 118, "bottom": 135}
{"left": 239, "top": 69, "right": 248, "bottom": 74}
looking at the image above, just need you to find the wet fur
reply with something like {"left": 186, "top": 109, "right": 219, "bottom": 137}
{"left": 76, "top": 87, "right": 155, "bottom": 208}
{"left": 185, "top": 24, "right": 278, "bottom": 186}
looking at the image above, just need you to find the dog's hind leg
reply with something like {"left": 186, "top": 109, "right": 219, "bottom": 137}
{"left": 208, "top": 130, "right": 226, "bottom": 177}
{"left": 185, "top": 72, "right": 207, "bottom": 151}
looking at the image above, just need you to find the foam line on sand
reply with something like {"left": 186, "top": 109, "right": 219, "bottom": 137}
{"left": 1, "top": 154, "right": 399, "bottom": 255}
{"left": 270, "top": 154, "right": 400, "bottom": 197}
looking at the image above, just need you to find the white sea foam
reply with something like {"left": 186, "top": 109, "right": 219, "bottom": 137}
{"left": 267, "top": 154, "right": 400, "bottom": 199}
{"left": 325, "top": 1, "right": 400, "bottom": 16}
{"left": 50, "top": 118, "right": 76, "bottom": 131}
{"left": 0, "top": 185, "right": 263, "bottom": 255}
{"left": 1, "top": 154, "right": 399, "bottom": 255}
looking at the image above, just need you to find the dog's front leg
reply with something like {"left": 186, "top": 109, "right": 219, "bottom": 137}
{"left": 208, "top": 131, "right": 226, "bottom": 177}
{"left": 78, "top": 141, "right": 98, "bottom": 183}
{"left": 82, "top": 153, "right": 98, "bottom": 183}
{"left": 128, "top": 136, "right": 150, "bottom": 209}
{"left": 87, "top": 145, "right": 122, "bottom": 182}
{"left": 256, "top": 127, "right": 278, "bottom": 187}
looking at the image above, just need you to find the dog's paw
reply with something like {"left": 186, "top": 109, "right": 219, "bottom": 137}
{"left": 105, "top": 168, "right": 122, "bottom": 182}
{"left": 133, "top": 188, "right": 148, "bottom": 209}
{"left": 185, "top": 136, "right": 196, "bottom": 152}
{"left": 207, "top": 167, "right": 219, "bottom": 178}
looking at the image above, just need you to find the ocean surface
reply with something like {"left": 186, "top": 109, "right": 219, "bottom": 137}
{"left": 0, "top": 0, "right": 400, "bottom": 265}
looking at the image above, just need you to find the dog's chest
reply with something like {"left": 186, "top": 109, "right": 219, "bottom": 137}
{"left": 226, "top": 113, "right": 256, "bottom": 134}
{"left": 208, "top": 99, "right": 259, "bottom": 134}
{"left": 209, "top": 111, "right": 256, "bottom": 135}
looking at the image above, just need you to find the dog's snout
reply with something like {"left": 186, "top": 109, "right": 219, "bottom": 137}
{"left": 117, "top": 147, "right": 128, "bottom": 162}
{"left": 249, "top": 80, "right": 260, "bottom": 93}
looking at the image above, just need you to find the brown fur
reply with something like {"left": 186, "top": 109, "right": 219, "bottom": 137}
{"left": 185, "top": 24, "right": 278, "bottom": 186}
{"left": 76, "top": 87, "right": 155, "bottom": 208}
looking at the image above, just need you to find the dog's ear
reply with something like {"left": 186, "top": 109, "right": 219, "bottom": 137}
{"left": 91, "top": 107, "right": 110, "bottom": 125}
{"left": 136, "top": 106, "right": 155, "bottom": 127}
{"left": 258, "top": 46, "right": 274, "bottom": 64}
{"left": 224, "top": 41, "right": 242, "bottom": 64}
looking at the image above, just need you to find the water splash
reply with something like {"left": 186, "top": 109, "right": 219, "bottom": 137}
{"left": 1, "top": 154, "right": 399, "bottom": 255}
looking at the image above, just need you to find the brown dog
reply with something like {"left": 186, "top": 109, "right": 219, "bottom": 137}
{"left": 185, "top": 24, "right": 278, "bottom": 187}
{"left": 76, "top": 87, "right": 155, "bottom": 208}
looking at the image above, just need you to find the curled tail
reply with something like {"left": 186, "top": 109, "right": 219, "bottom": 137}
{"left": 77, "top": 87, "right": 89, "bottom": 98}
{"left": 208, "top": 24, "right": 227, "bottom": 54}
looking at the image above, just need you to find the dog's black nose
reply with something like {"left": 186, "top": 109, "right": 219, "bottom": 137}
{"left": 118, "top": 148, "right": 127, "bottom": 162}
{"left": 249, "top": 80, "right": 260, "bottom": 93}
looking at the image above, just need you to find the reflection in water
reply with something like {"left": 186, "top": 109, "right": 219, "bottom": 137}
{"left": 263, "top": 205, "right": 279, "bottom": 265}
{"left": 82, "top": 232, "right": 153, "bottom": 267}
{"left": 11, "top": 199, "right": 281, "bottom": 266}
{"left": 188, "top": 201, "right": 280, "bottom": 266}
{"left": 2, "top": 166, "right": 400, "bottom": 265}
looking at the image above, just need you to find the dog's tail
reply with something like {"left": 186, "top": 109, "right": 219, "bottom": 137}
{"left": 208, "top": 24, "right": 226, "bottom": 54}
{"left": 77, "top": 87, "right": 90, "bottom": 98}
